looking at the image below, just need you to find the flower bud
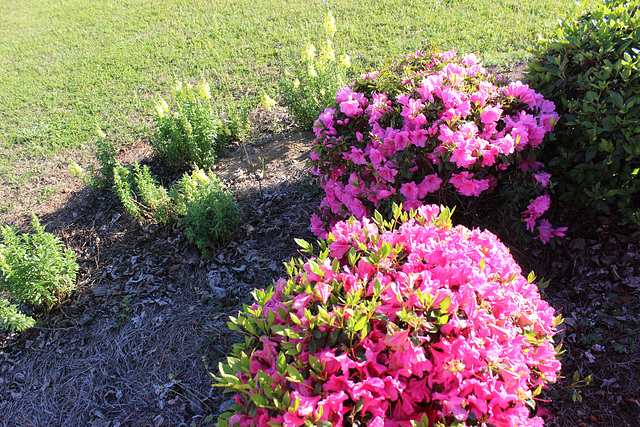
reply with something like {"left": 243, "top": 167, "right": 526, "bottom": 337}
{"left": 323, "top": 11, "right": 336, "bottom": 38}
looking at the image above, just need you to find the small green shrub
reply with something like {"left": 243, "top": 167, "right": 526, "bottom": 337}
{"left": 0, "top": 298, "right": 36, "bottom": 332}
{"left": 170, "top": 167, "right": 241, "bottom": 253}
{"left": 70, "top": 125, "right": 118, "bottom": 188}
{"left": 110, "top": 163, "right": 240, "bottom": 250}
{"left": 0, "top": 214, "right": 78, "bottom": 330}
{"left": 219, "top": 96, "right": 252, "bottom": 145}
{"left": 278, "top": 11, "right": 352, "bottom": 129}
{"left": 526, "top": 0, "right": 640, "bottom": 225}
{"left": 112, "top": 162, "right": 173, "bottom": 224}
{"left": 152, "top": 79, "right": 228, "bottom": 169}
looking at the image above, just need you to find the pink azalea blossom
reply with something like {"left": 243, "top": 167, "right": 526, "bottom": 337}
{"left": 418, "top": 174, "right": 442, "bottom": 196}
{"left": 481, "top": 105, "right": 503, "bottom": 124}
{"left": 221, "top": 209, "right": 562, "bottom": 426}
{"left": 450, "top": 172, "right": 491, "bottom": 197}
{"left": 534, "top": 171, "right": 552, "bottom": 188}
{"left": 308, "top": 49, "right": 561, "bottom": 244}
{"left": 523, "top": 194, "right": 551, "bottom": 219}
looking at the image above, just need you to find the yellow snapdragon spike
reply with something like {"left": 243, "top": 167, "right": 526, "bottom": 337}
{"left": 308, "top": 64, "right": 318, "bottom": 78}
{"left": 172, "top": 80, "right": 183, "bottom": 97}
{"left": 303, "top": 42, "right": 316, "bottom": 62}
{"left": 339, "top": 54, "right": 351, "bottom": 68}
{"left": 154, "top": 98, "right": 169, "bottom": 118}
{"left": 261, "top": 93, "right": 277, "bottom": 111}
{"left": 193, "top": 168, "right": 210, "bottom": 183}
{"left": 197, "top": 81, "right": 211, "bottom": 100}
{"left": 96, "top": 124, "right": 106, "bottom": 139}
{"left": 321, "top": 38, "right": 335, "bottom": 62}
{"left": 154, "top": 103, "right": 165, "bottom": 118}
{"left": 185, "top": 83, "right": 196, "bottom": 102}
{"left": 160, "top": 98, "right": 170, "bottom": 114}
{"left": 293, "top": 78, "right": 300, "bottom": 89}
{"left": 324, "top": 11, "right": 336, "bottom": 38}
{"left": 69, "top": 160, "right": 84, "bottom": 177}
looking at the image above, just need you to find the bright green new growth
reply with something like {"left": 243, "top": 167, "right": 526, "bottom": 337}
{"left": 170, "top": 168, "right": 242, "bottom": 253}
{"left": 0, "top": 214, "right": 78, "bottom": 330}
{"left": 152, "top": 79, "right": 248, "bottom": 169}
{"left": 113, "top": 163, "right": 172, "bottom": 224}
{"left": 69, "top": 126, "right": 119, "bottom": 189}
{"left": 279, "top": 12, "right": 352, "bottom": 129}
{"left": 527, "top": 0, "right": 640, "bottom": 225}
{"left": 110, "top": 163, "right": 241, "bottom": 252}
{"left": 0, "top": 299, "right": 36, "bottom": 332}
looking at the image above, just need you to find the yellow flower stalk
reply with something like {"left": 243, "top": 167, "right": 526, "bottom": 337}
{"left": 320, "top": 38, "right": 335, "bottom": 62}
{"left": 172, "top": 80, "right": 183, "bottom": 97}
{"left": 261, "top": 93, "right": 277, "bottom": 111}
{"left": 303, "top": 42, "right": 316, "bottom": 62}
{"left": 69, "top": 160, "right": 84, "bottom": 177}
{"left": 193, "top": 168, "right": 210, "bottom": 183}
{"left": 154, "top": 98, "right": 170, "bottom": 118}
{"left": 308, "top": 64, "right": 318, "bottom": 78}
{"left": 160, "top": 98, "right": 169, "bottom": 113}
{"left": 96, "top": 124, "right": 106, "bottom": 139}
{"left": 339, "top": 54, "right": 351, "bottom": 68}
{"left": 154, "top": 103, "right": 165, "bottom": 118}
{"left": 197, "top": 80, "right": 211, "bottom": 100}
{"left": 186, "top": 83, "right": 196, "bottom": 102}
{"left": 323, "top": 11, "right": 336, "bottom": 38}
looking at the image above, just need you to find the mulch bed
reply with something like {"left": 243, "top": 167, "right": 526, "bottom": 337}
{"left": 1, "top": 127, "right": 639, "bottom": 426}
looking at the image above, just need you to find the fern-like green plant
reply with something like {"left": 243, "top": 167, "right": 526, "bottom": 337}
{"left": 132, "top": 163, "right": 171, "bottom": 216}
{"left": 112, "top": 162, "right": 173, "bottom": 224}
{"left": 69, "top": 125, "right": 119, "bottom": 189}
{"left": 152, "top": 80, "right": 226, "bottom": 169}
{"left": 170, "top": 167, "right": 241, "bottom": 252}
{"left": 0, "top": 214, "right": 78, "bottom": 311}
{"left": 0, "top": 298, "right": 36, "bottom": 332}
{"left": 113, "top": 164, "right": 143, "bottom": 221}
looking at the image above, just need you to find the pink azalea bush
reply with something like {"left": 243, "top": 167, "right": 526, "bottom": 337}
{"left": 309, "top": 50, "right": 566, "bottom": 243}
{"left": 215, "top": 205, "right": 562, "bottom": 426}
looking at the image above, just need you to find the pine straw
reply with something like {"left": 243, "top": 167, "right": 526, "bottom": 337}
{"left": 1, "top": 268, "right": 228, "bottom": 426}
{"left": 1, "top": 131, "right": 319, "bottom": 427}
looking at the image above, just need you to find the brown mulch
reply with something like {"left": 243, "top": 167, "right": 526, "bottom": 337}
{"left": 1, "top": 118, "right": 640, "bottom": 426}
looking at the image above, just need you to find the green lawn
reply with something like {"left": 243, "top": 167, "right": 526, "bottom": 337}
{"left": 0, "top": 0, "right": 584, "bottom": 215}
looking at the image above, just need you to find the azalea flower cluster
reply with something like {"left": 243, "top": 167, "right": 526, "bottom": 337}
{"left": 215, "top": 206, "right": 562, "bottom": 427}
{"left": 309, "top": 50, "right": 566, "bottom": 243}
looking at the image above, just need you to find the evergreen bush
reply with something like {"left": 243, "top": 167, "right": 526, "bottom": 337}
{"left": 526, "top": 0, "right": 640, "bottom": 225}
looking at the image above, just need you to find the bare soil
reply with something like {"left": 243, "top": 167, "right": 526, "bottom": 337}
{"left": 1, "top": 105, "right": 640, "bottom": 427}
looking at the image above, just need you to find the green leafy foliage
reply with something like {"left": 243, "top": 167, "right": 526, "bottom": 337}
{"left": 152, "top": 79, "right": 234, "bottom": 169}
{"left": 0, "top": 214, "right": 78, "bottom": 330}
{"left": 278, "top": 12, "right": 352, "bottom": 129}
{"left": 170, "top": 168, "right": 241, "bottom": 253}
{"left": 69, "top": 125, "right": 118, "bottom": 189}
{"left": 110, "top": 163, "right": 241, "bottom": 250}
{"left": 112, "top": 162, "right": 173, "bottom": 224}
{"left": 0, "top": 298, "right": 36, "bottom": 332}
{"left": 220, "top": 97, "right": 252, "bottom": 145}
{"left": 73, "top": 149, "right": 241, "bottom": 253}
{"left": 526, "top": 0, "right": 640, "bottom": 225}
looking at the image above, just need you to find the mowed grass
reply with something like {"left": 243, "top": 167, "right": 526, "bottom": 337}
{"left": 0, "top": 0, "right": 583, "bottom": 215}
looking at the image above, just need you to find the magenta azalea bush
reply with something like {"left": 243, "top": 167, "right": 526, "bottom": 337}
{"left": 309, "top": 50, "right": 566, "bottom": 243}
{"left": 214, "top": 205, "right": 562, "bottom": 426}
